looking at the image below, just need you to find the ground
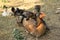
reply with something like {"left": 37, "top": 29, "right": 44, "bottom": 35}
{"left": 0, "top": 0, "right": 60, "bottom": 40}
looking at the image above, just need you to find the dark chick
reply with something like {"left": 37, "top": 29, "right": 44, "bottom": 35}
{"left": 15, "top": 8, "right": 25, "bottom": 16}
{"left": 35, "top": 5, "right": 40, "bottom": 12}
{"left": 11, "top": 7, "right": 15, "bottom": 13}
{"left": 34, "top": 5, "right": 41, "bottom": 17}
{"left": 11, "top": 7, "right": 16, "bottom": 16}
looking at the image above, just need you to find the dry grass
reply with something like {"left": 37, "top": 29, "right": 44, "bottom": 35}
{"left": 0, "top": 0, "right": 60, "bottom": 40}
{"left": 0, "top": 0, "right": 44, "bottom": 12}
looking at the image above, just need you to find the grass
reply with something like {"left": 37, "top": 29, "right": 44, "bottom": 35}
{"left": 0, "top": 0, "right": 60, "bottom": 40}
